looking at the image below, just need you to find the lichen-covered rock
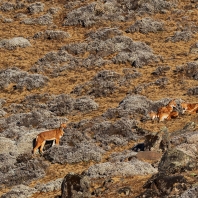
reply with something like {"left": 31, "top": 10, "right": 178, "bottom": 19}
{"left": 141, "top": 173, "right": 187, "bottom": 197}
{"left": 61, "top": 173, "right": 90, "bottom": 198}
{"left": 27, "top": 2, "right": 44, "bottom": 14}
{"left": 0, "top": 153, "right": 16, "bottom": 169}
{"left": 33, "top": 30, "right": 70, "bottom": 40}
{"left": 144, "top": 129, "right": 170, "bottom": 152}
{"left": 47, "top": 94, "right": 74, "bottom": 116}
{"left": 180, "top": 185, "right": 198, "bottom": 198}
{"left": 1, "top": 185, "right": 37, "bottom": 198}
{"left": 151, "top": 65, "right": 170, "bottom": 76}
{"left": 47, "top": 7, "right": 60, "bottom": 15}
{"left": 118, "top": 94, "right": 152, "bottom": 115}
{"left": 170, "top": 126, "right": 197, "bottom": 146}
{"left": 104, "top": 96, "right": 180, "bottom": 119}
{"left": 63, "top": 0, "right": 175, "bottom": 27}
{"left": 158, "top": 149, "right": 198, "bottom": 174}
{"left": 190, "top": 42, "right": 198, "bottom": 54}
{"left": 176, "top": 143, "right": 197, "bottom": 158}
{"left": 0, "top": 2, "right": 16, "bottom": 11}
{"left": 108, "top": 150, "right": 137, "bottom": 163}
{"left": 0, "top": 157, "right": 49, "bottom": 187}
{"left": 74, "top": 96, "right": 99, "bottom": 112}
{"left": 1, "top": 110, "right": 68, "bottom": 139}
{"left": 91, "top": 117, "right": 141, "bottom": 146}
{"left": 0, "top": 68, "right": 48, "bottom": 90}
{"left": 166, "top": 30, "right": 193, "bottom": 42}
{"left": 87, "top": 27, "right": 123, "bottom": 41}
{"left": 126, "top": 17, "right": 164, "bottom": 34}
{"left": 21, "top": 14, "right": 53, "bottom": 25}
{"left": 43, "top": 142, "right": 104, "bottom": 164}
{"left": 17, "top": 74, "right": 49, "bottom": 91}
{"left": 72, "top": 70, "right": 121, "bottom": 97}
{"left": 174, "top": 62, "right": 198, "bottom": 80}
{"left": 84, "top": 158, "right": 157, "bottom": 178}
{"left": 0, "top": 137, "right": 18, "bottom": 155}
{"left": 187, "top": 86, "right": 198, "bottom": 95}
{"left": 35, "top": 178, "right": 62, "bottom": 193}
{"left": 0, "top": 37, "right": 31, "bottom": 50}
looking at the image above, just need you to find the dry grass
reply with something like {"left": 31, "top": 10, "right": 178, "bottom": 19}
{"left": 1, "top": 0, "right": 198, "bottom": 197}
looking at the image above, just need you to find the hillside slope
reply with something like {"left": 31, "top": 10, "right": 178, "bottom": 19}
{"left": 0, "top": 0, "right": 198, "bottom": 197}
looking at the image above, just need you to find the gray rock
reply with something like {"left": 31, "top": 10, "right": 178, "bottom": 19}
{"left": 174, "top": 61, "right": 198, "bottom": 80}
{"left": 33, "top": 30, "right": 70, "bottom": 40}
{"left": 0, "top": 157, "right": 49, "bottom": 187}
{"left": 21, "top": 14, "right": 53, "bottom": 25}
{"left": 0, "top": 153, "right": 16, "bottom": 169}
{"left": 180, "top": 185, "right": 198, "bottom": 198}
{"left": 27, "top": 2, "right": 44, "bottom": 14}
{"left": 92, "top": 117, "right": 141, "bottom": 145}
{"left": 47, "top": 94, "right": 74, "bottom": 116}
{"left": 43, "top": 141, "right": 104, "bottom": 164}
{"left": 14, "top": 13, "right": 28, "bottom": 19}
{"left": 176, "top": 143, "right": 197, "bottom": 158}
{"left": 84, "top": 158, "right": 157, "bottom": 178}
{"left": 0, "top": 68, "right": 48, "bottom": 90}
{"left": 190, "top": 42, "right": 198, "bottom": 54}
{"left": 87, "top": 27, "right": 123, "bottom": 41}
{"left": 187, "top": 86, "right": 198, "bottom": 95}
{"left": 170, "top": 126, "right": 198, "bottom": 146}
{"left": 47, "top": 7, "right": 60, "bottom": 15}
{"left": 0, "top": 37, "right": 31, "bottom": 50}
{"left": 61, "top": 173, "right": 90, "bottom": 198}
{"left": 158, "top": 148, "right": 198, "bottom": 174}
{"left": 72, "top": 70, "right": 120, "bottom": 97}
{"left": 119, "top": 94, "right": 152, "bottom": 115}
{"left": 166, "top": 30, "right": 193, "bottom": 42}
{"left": 151, "top": 65, "right": 170, "bottom": 76}
{"left": 17, "top": 73, "right": 49, "bottom": 91}
{"left": 0, "top": 2, "right": 15, "bottom": 11}
{"left": 74, "top": 96, "right": 99, "bottom": 112}
{"left": 141, "top": 173, "right": 187, "bottom": 197}
{"left": 0, "top": 137, "right": 18, "bottom": 155}
{"left": 126, "top": 17, "right": 164, "bottom": 34}
{"left": 104, "top": 96, "right": 180, "bottom": 119}
{"left": 1, "top": 185, "right": 37, "bottom": 198}
{"left": 3, "top": 18, "right": 13, "bottom": 23}
{"left": 63, "top": 0, "right": 175, "bottom": 27}
{"left": 108, "top": 150, "right": 137, "bottom": 162}
{"left": 35, "top": 178, "right": 62, "bottom": 193}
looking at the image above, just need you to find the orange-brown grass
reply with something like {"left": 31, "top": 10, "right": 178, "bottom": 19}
{"left": 1, "top": 0, "right": 198, "bottom": 197}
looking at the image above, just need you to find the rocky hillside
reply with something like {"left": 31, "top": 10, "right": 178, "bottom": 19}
{"left": 0, "top": 0, "right": 198, "bottom": 197}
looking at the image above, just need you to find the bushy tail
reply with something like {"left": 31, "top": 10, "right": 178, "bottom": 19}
{"left": 32, "top": 137, "right": 37, "bottom": 154}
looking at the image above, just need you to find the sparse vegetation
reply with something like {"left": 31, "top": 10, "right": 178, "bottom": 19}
{"left": 1, "top": 0, "right": 198, "bottom": 197}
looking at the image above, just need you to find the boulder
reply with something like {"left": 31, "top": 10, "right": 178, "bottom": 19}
{"left": 141, "top": 173, "right": 187, "bottom": 197}
{"left": 158, "top": 149, "right": 198, "bottom": 174}
{"left": 61, "top": 173, "right": 90, "bottom": 198}
{"left": 27, "top": 2, "right": 44, "bottom": 14}
{"left": 84, "top": 158, "right": 157, "bottom": 178}
{"left": 126, "top": 17, "right": 164, "bottom": 34}
{"left": 1, "top": 184, "right": 37, "bottom": 198}
{"left": 0, "top": 37, "right": 31, "bottom": 50}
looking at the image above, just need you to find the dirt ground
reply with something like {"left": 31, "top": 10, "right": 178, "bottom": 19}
{"left": 0, "top": 0, "right": 198, "bottom": 197}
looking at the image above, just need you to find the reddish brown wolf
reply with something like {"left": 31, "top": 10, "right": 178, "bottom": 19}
{"left": 32, "top": 123, "right": 67, "bottom": 154}
{"left": 157, "top": 99, "right": 178, "bottom": 122}
{"left": 181, "top": 103, "right": 198, "bottom": 114}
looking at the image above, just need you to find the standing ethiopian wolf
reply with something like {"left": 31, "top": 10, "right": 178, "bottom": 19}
{"left": 32, "top": 123, "right": 67, "bottom": 155}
